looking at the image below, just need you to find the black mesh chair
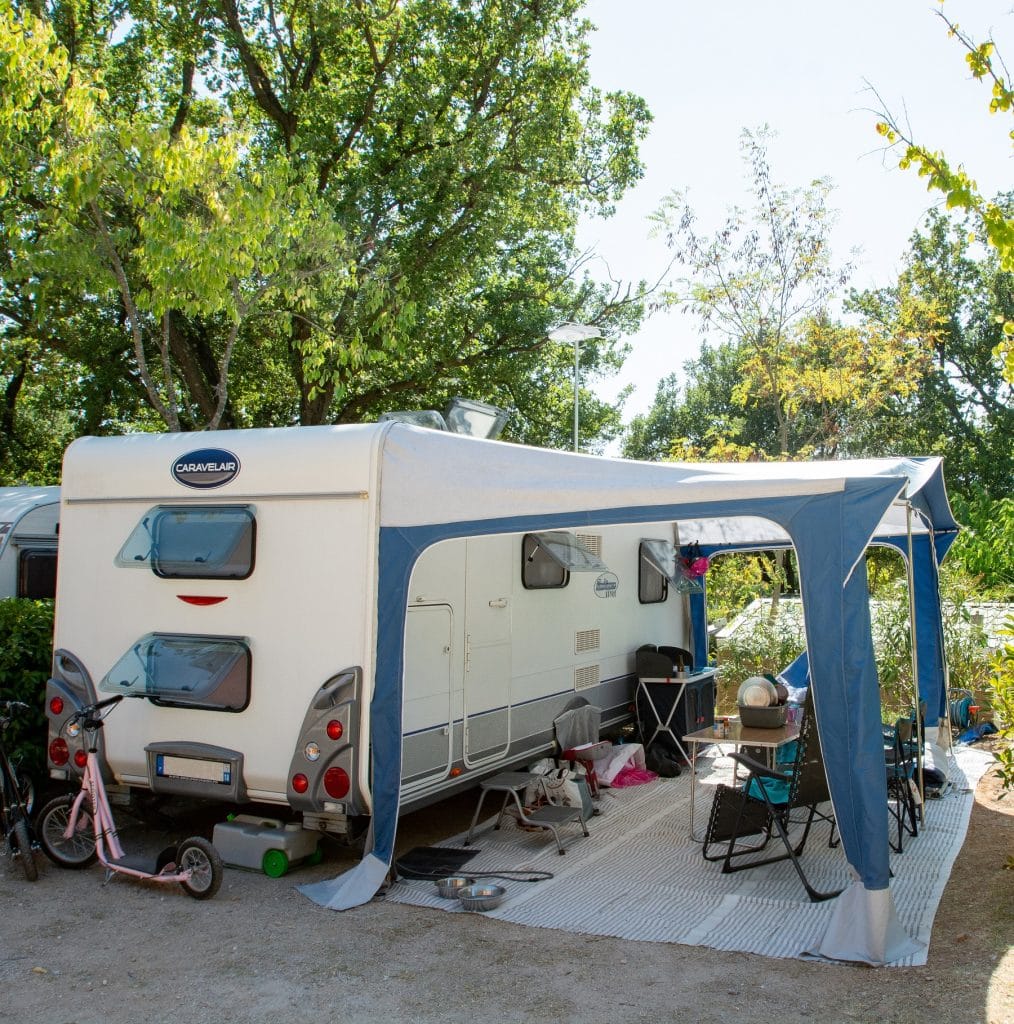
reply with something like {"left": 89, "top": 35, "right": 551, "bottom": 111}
{"left": 701, "top": 699, "right": 841, "bottom": 903}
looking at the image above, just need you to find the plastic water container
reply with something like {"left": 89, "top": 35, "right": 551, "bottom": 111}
{"left": 212, "top": 814, "right": 322, "bottom": 877}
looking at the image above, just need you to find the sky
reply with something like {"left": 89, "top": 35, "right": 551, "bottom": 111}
{"left": 574, "top": 0, "right": 1013, "bottom": 425}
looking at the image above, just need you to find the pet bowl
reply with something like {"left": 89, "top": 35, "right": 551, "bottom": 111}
{"left": 434, "top": 875, "right": 477, "bottom": 899}
{"left": 457, "top": 883, "right": 506, "bottom": 912}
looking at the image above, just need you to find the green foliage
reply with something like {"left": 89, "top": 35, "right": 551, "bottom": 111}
{"left": 846, "top": 203, "right": 1013, "bottom": 502}
{"left": 639, "top": 129, "right": 924, "bottom": 462}
{"left": 986, "top": 617, "right": 1014, "bottom": 797}
{"left": 948, "top": 494, "right": 1014, "bottom": 597}
{"left": 708, "top": 557, "right": 994, "bottom": 721}
{"left": 704, "top": 552, "right": 792, "bottom": 627}
{"left": 1, "top": 0, "right": 652, "bottom": 449}
{"left": 713, "top": 609, "right": 804, "bottom": 715}
{"left": 0, "top": 599, "right": 54, "bottom": 780}
{"left": 873, "top": 6, "right": 1014, "bottom": 369}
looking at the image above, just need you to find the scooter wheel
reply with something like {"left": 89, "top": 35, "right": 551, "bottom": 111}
{"left": 37, "top": 795, "right": 97, "bottom": 869}
{"left": 177, "top": 837, "right": 223, "bottom": 900}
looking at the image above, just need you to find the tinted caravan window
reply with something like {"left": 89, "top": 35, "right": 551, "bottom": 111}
{"left": 116, "top": 506, "right": 255, "bottom": 579}
{"left": 98, "top": 634, "right": 251, "bottom": 712}
{"left": 18, "top": 548, "right": 57, "bottom": 599}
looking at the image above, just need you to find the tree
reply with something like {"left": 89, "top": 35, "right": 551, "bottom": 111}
{"left": 873, "top": 4, "right": 1014, "bottom": 381}
{"left": 622, "top": 341, "right": 778, "bottom": 461}
{"left": 644, "top": 128, "right": 924, "bottom": 461}
{"left": 848, "top": 204, "right": 1014, "bottom": 501}
{"left": 1, "top": 0, "right": 651, "bottom": 455}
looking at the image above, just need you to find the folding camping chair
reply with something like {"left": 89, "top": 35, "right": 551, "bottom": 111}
{"left": 701, "top": 698, "right": 842, "bottom": 903}
{"left": 884, "top": 717, "right": 920, "bottom": 853}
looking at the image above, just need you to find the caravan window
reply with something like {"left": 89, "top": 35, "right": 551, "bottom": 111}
{"left": 116, "top": 506, "right": 255, "bottom": 579}
{"left": 98, "top": 634, "right": 251, "bottom": 712}
{"left": 521, "top": 531, "right": 609, "bottom": 590}
{"left": 638, "top": 540, "right": 670, "bottom": 604}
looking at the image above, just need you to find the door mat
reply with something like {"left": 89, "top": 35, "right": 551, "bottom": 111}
{"left": 393, "top": 846, "right": 477, "bottom": 880}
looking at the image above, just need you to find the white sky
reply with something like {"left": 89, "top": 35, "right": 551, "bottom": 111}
{"left": 576, "top": 0, "right": 1013, "bottom": 424}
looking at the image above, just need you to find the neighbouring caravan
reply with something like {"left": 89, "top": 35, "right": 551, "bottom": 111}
{"left": 0, "top": 486, "right": 60, "bottom": 600}
{"left": 45, "top": 424, "right": 696, "bottom": 837}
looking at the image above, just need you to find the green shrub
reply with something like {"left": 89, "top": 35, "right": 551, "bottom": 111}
{"left": 714, "top": 607, "right": 805, "bottom": 714}
{"left": 987, "top": 616, "right": 1014, "bottom": 799}
{"left": 712, "top": 564, "right": 994, "bottom": 722}
{"left": 0, "top": 598, "right": 55, "bottom": 780}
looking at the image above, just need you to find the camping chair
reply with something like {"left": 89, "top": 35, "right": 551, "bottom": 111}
{"left": 884, "top": 718, "right": 920, "bottom": 853}
{"left": 635, "top": 643, "right": 693, "bottom": 678}
{"left": 701, "top": 700, "right": 842, "bottom": 903}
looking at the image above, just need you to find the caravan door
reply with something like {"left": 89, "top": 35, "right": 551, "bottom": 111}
{"left": 462, "top": 535, "right": 513, "bottom": 766}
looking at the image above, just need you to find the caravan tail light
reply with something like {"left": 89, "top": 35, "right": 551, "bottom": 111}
{"left": 291, "top": 773, "right": 309, "bottom": 794}
{"left": 49, "top": 696, "right": 64, "bottom": 716}
{"left": 73, "top": 750, "right": 88, "bottom": 769}
{"left": 49, "top": 738, "right": 69, "bottom": 766}
{"left": 326, "top": 720, "right": 343, "bottom": 741}
{"left": 323, "top": 766, "right": 350, "bottom": 800}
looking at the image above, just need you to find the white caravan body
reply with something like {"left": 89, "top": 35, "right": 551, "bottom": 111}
{"left": 47, "top": 424, "right": 692, "bottom": 831}
{"left": 0, "top": 486, "right": 60, "bottom": 599}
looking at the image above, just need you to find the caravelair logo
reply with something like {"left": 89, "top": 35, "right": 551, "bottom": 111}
{"left": 171, "top": 448, "right": 240, "bottom": 489}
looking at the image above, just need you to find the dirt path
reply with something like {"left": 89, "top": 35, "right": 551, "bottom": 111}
{"left": 1, "top": 769, "right": 1010, "bottom": 1024}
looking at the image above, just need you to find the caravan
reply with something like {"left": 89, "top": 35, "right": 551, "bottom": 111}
{"left": 45, "top": 424, "right": 694, "bottom": 837}
{"left": 45, "top": 424, "right": 961, "bottom": 962}
{"left": 0, "top": 486, "right": 60, "bottom": 600}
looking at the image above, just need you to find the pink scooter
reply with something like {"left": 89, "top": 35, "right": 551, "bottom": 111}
{"left": 37, "top": 695, "right": 223, "bottom": 899}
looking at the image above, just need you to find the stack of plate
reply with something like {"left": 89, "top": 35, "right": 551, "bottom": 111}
{"left": 737, "top": 676, "right": 778, "bottom": 707}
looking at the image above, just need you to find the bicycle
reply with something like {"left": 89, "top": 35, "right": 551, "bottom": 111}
{"left": 1, "top": 700, "right": 39, "bottom": 881}
{"left": 36, "top": 694, "right": 223, "bottom": 899}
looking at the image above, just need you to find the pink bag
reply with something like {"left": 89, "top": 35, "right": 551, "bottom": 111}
{"left": 609, "top": 765, "right": 658, "bottom": 787}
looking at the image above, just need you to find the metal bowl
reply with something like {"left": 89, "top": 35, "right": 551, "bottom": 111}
{"left": 434, "top": 875, "right": 476, "bottom": 899}
{"left": 457, "top": 883, "right": 506, "bottom": 912}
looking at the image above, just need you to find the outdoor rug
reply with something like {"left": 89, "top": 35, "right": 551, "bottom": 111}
{"left": 384, "top": 744, "right": 994, "bottom": 966}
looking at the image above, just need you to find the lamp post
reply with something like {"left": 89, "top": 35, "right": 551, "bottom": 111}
{"left": 548, "top": 322, "right": 602, "bottom": 452}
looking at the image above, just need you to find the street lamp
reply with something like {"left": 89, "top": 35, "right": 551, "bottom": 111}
{"left": 548, "top": 322, "right": 602, "bottom": 452}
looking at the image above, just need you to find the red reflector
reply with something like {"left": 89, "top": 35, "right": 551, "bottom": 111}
{"left": 49, "top": 738, "right": 69, "bottom": 766}
{"left": 73, "top": 749, "right": 88, "bottom": 768}
{"left": 291, "top": 773, "right": 309, "bottom": 794}
{"left": 177, "top": 595, "right": 227, "bottom": 606}
{"left": 326, "top": 720, "right": 343, "bottom": 741}
{"left": 49, "top": 696, "right": 65, "bottom": 716}
{"left": 323, "top": 766, "right": 350, "bottom": 800}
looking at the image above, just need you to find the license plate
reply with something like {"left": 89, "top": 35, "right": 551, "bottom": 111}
{"left": 155, "top": 754, "right": 231, "bottom": 785}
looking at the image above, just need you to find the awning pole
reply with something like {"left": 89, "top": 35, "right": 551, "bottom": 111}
{"left": 905, "top": 501, "right": 925, "bottom": 815}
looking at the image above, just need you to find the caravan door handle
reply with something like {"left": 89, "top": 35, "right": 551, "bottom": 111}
{"left": 488, "top": 598, "right": 508, "bottom": 609}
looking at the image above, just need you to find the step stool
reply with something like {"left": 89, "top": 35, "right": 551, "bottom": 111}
{"left": 462, "top": 771, "right": 590, "bottom": 855}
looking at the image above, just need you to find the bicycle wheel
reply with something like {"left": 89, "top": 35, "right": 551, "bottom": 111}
{"left": 37, "top": 795, "right": 97, "bottom": 868}
{"left": 11, "top": 815, "right": 38, "bottom": 881}
{"left": 177, "top": 837, "right": 223, "bottom": 900}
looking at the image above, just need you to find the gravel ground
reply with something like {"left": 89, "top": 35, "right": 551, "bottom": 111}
{"left": 1, "top": 769, "right": 1011, "bottom": 1024}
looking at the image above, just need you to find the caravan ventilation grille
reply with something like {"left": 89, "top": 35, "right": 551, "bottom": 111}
{"left": 574, "top": 665, "right": 600, "bottom": 691}
{"left": 574, "top": 629, "right": 601, "bottom": 653}
{"left": 574, "top": 533, "right": 603, "bottom": 559}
